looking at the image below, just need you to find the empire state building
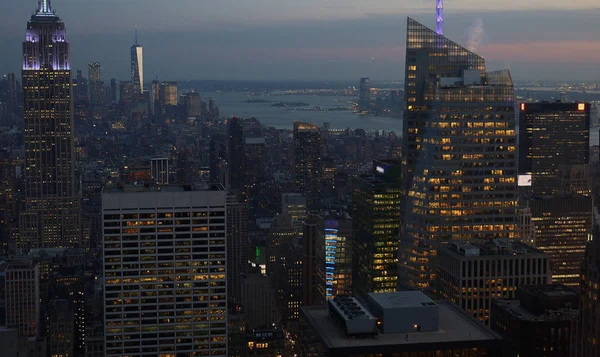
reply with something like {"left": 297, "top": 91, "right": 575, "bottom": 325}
{"left": 20, "top": 0, "right": 80, "bottom": 250}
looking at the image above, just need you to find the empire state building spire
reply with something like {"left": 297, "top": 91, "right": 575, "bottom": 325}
{"left": 37, "top": 0, "right": 53, "bottom": 14}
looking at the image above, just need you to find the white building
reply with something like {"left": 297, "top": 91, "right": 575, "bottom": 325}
{"left": 102, "top": 184, "right": 227, "bottom": 357}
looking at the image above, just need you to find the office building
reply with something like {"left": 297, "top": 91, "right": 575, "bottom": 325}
{"left": 491, "top": 285, "right": 578, "bottom": 357}
{"left": 227, "top": 194, "right": 249, "bottom": 304}
{"left": 130, "top": 32, "right": 143, "bottom": 93}
{"left": 574, "top": 216, "right": 600, "bottom": 357}
{"left": 267, "top": 215, "right": 303, "bottom": 322}
{"left": 241, "top": 274, "right": 276, "bottom": 329}
{"left": 400, "top": 18, "right": 518, "bottom": 291}
{"left": 358, "top": 77, "right": 371, "bottom": 113}
{"left": 159, "top": 81, "right": 178, "bottom": 107}
{"left": 184, "top": 92, "right": 202, "bottom": 117}
{"left": 5, "top": 260, "right": 39, "bottom": 337}
{"left": 102, "top": 184, "right": 227, "bottom": 357}
{"left": 228, "top": 116, "right": 245, "bottom": 195}
{"left": 352, "top": 160, "right": 401, "bottom": 296}
{"left": 150, "top": 157, "right": 169, "bottom": 184}
{"left": 281, "top": 193, "right": 307, "bottom": 236}
{"left": 20, "top": 0, "right": 80, "bottom": 251}
{"left": 47, "top": 299, "right": 74, "bottom": 357}
{"left": 109, "top": 78, "right": 117, "bottom": 103}
{"left": 246, "top": 329, "right": 285, "bottom": 357}
{"left": 531, "top": 195, "right": 593, "bottom": 287}
{"left": 88, "top": 62, "right": 104, "bottom": 105}
{"left": 294, "top": 122, "right": 322, "bottom": 210}
{"left": 209, "top": 133, "right": 228, "bottom": 187}
{"left": 319, "top": 213, "right": 352, "bottom": 299}
{"left": 244, "top": 137, "right": 266, "bottom": 215}
{"left": 301, "top": 292, "right": 504, "bottom": 357}
{"left": 519, "top": 102, "right": 590, "bottom": 195}
{"left": 438, "top": 239, "right": 550, "bottom": 324}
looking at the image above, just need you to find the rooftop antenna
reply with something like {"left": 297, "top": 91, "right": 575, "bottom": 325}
{"left": 436, "top": 0, "right": 444, "bottom": 35}
{"left": 134, "top": 28, "right": 138, "bottom": 46}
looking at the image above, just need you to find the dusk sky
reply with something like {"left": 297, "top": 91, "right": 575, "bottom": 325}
{"left": 2, "top": 0, "right": 599, "bottom": 81}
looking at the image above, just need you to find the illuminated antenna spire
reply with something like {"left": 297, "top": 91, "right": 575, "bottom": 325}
{"left": 38, "top": 0, "right": 52, "bottom": 14}
{"left": 436, "top": 0, "right": 444, "bottom": 35}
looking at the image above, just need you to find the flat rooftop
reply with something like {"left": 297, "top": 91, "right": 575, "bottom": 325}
{"left": 104, "top": 183, "right": 225, "bottom": 194}
{"left": 493, "top": 299, "right": 577, "bottom": 322}
{"left": 302, "top": 301, "right": 501, "bottom": 355}
{"left": 446, "top": 239, "right": 546, "bottom": 257}
{"left": 368, "top": 291, "right": 435, "bottom": 309}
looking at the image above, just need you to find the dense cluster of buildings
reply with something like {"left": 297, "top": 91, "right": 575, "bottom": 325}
{"left": 0, "top": 2, "right": 598, "bottom": 357}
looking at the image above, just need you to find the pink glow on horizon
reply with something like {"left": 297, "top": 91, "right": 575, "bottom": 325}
{"left": 481, "top": 41, "right": 600, "bottom": 64}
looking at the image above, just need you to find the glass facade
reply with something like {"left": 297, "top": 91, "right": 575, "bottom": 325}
{"left": 352, "top": 161, "right": 402, "bottom": 295}
{"left": 400, "top": 18, "right": 518, "bottom": 291}
{"left": 519, "top": 102, "right": 590, "bottom": 196}
{"left": 531, "top": 195, "right": 593, "bottom": 287}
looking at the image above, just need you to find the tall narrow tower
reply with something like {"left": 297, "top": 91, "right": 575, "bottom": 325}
{"left": 20, "top": 0, "right": 80, "bottom": 250}
{"left": 436, "top": 0, "right": 444, "bottom": 34}
{"left": 130, "top": 30, "right": 143, "bottom": 93}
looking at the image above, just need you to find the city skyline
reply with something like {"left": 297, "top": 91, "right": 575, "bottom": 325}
{"left": 0, "top": 1, "right": 599, "bottom": 81}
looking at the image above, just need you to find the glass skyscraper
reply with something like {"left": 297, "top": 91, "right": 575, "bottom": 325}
{"left": 399, "top": 18, "right": 518, "bottom": 290}
{"left": 131, "top": 33, "right": 143, "bottom": 94}
{"left": 20, "top": 0, "right": 80, "bottom": 250}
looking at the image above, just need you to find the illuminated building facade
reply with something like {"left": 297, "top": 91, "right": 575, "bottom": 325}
{"left": 130, "top": 33, "right": 143, "bottom": 93}
{"left": 159, "top": 81, "right": 178, "bottom": 107}
{"left": 352, "top": 160, "right": 401, "bottom": 296}
{"left": 319, "top": 214, "right": 352, "bottom": 299}
{"left": 575, "top": 220, "right": 600, "bottom": 357}
{"left": 294, "top": 122, "right": 322, "bottom": 210}
{"left": 438, "top": 239, "right": 550, "bottom": 325}
{"left": 5, "top": 260, "right": 39, "bottom": 337}
{"left": 20, "top": 0, "right": 80, "bottom": 251}
{"left": 400, "top": 18, "right": 518, "bottom": 291}
{"left": 531, "top": 195, "right": 592, "bottom": 287}
{"left": 102, "top": 185, "right": 227, "bottom": 357}
{"left": 519, "top": 102, "right": 590, "bottom": 196}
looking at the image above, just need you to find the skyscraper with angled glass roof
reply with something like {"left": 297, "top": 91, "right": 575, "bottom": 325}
{"left": 399, "top": 18, "right": 518, "bottom": 291}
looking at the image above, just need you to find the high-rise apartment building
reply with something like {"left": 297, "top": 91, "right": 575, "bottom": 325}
{"left": 5, "top": 260, "right": 39, "bottom": 337}
{"left": 109, "top": 78, "right": 117, "bottom": 103}
{"left": 130, "top": 32, "right": 143, "bottom": 93}
{"left": 315, "top": 213, "right": 353, "bottom": 299}
{"left": 531, "top": 195, "right": 592, "bottom": 287}
{"left": 88, "top": 62, "right": 104, "bottom": 105}
{"left": 519, "top": 102, "right": 590, "bottom": 196}
{"left": 227, "top": 194, "right": 249, "bottom": 304}
{"left": 244, "top": 137, "right": 266, "bottom": 216}
{"left": 102, "top": 184, "right": 227, "bottom": 357}
{"left": 294, "top": 122, "right": 322, "bottom": 210}
{"left": 438, "top": 239, "right": 550, "bottom": 324}
{"left": 150, "top": 157, "right": 169, "bottom": 185}
{"left": 400, "top": 18, "right": 518, "bottom": 291}
{"left": 352, "top": 160, "right": 401, "bottom": 296}
{"left": 358, "top": 77, "right": 371, "bottom": 113}
{"left": 20, "top": 0, "right": 80, "bottom": 251}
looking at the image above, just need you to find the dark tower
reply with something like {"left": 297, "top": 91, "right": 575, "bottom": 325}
{"left": 20, "top": 0, "right": 80, "bottom": 250}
